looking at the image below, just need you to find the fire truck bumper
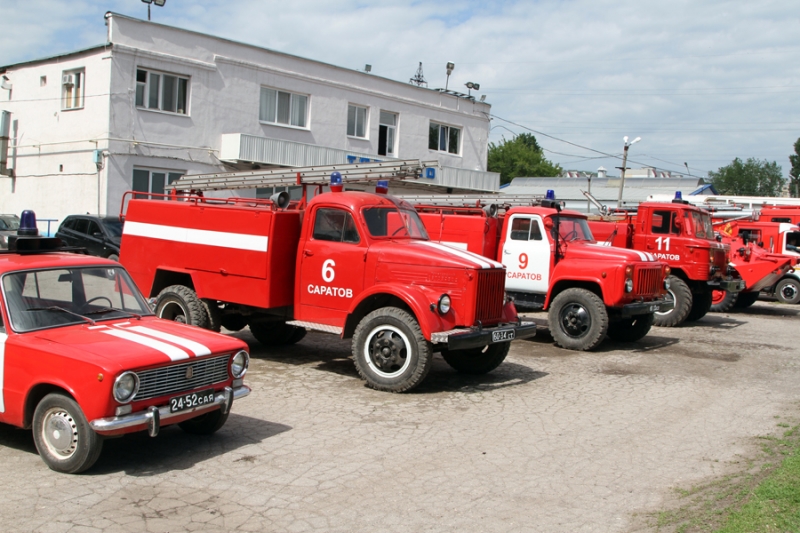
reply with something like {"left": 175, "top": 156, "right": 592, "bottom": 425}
{"left": 431, "top": 321, "right": 537, "bottom": 351}
{"left": 89, "top": 385, "right": 251, "bottom": 436}
{"left": 620, "top": 298, "right": 673, "bottom": 317}
{"left": 708, "top": 279, "right": 746, "bottom": 293}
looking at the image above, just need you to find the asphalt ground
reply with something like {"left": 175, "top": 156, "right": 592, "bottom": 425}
{"left": 0, "top": 300, "right": 798, "bottom": 532}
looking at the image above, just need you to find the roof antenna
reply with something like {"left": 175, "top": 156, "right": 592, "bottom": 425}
{"left": 409, "top": 62, "right": 427, "bottom": 87}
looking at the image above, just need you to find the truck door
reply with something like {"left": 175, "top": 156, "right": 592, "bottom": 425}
{"left": 502, "top": 214, "right": 550, "bottom": 294}
{"left": 297, "top": 207, "right": 366, "bottom": 325}
{"left": 643, "top": 207, "right": 684, "bottom": 265}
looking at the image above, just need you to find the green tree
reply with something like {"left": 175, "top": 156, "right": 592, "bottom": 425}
{"left": 789, "top": 138, "right": 800, "bottom": 197}
{"left": 709, "top": 157, "right": 785, "bottom": 197}
{"left": 488, "top": 133, "right": 562, "bottom": 185}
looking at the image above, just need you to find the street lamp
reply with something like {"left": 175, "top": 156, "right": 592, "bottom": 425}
{"left": 141, "top": 0, "right": 166, "bottom": 21}
{"left": 616, "top": 136, "right": 641, "bottom": 208}
{"left": 445, "top": 62, "right": 454, "bottom": 91}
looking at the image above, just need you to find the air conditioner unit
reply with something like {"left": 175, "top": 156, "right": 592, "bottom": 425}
{"left": 62, "top": 74, "right": 75, "bottom": 86}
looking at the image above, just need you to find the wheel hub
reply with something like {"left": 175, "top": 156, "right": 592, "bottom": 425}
{"left": 782, "top": 285, "right": 798, "bottom": 300}
{"left": 560, "top": 303, "right": 591, "bottom": 338}
{"left": 368, "top": 330, "right": 407, "bottom": 373}
{"left": 43, "top": 409, "right": 78, "bottom": 457}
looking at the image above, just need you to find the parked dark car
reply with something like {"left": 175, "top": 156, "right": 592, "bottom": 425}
{"left": 55, "top": 214, "right": 123, "bottom": 260}
{"left": 0, "top": 214, "right": 21, "bottom": 249}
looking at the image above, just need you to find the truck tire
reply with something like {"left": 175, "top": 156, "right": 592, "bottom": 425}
{"left": 710, "top": 289, "right": 738, "bottom": 313}
{"left": 776, "top": 278, "right": 800, "bottom": 304}
{"left": 156, "top": 285, "right": 210, "bottom": 328}
{"left": 249, "top": 322, "right": 307, "bottom": 346}
{"left": 685, "top": 290, "right": 713, "bottom": 322}
{"left": 179, "top": 409, "right": 229, "bottom": 435}
{"left": 33, "top": 393, "right": 103, "bottom": 474}
{"left": 606, "top": 313, "right": 654, "bottom": 343}
{"left": 653, "top": 276, "right": 692, "bottom": 327}
{"left": 440, "top": 342, "right": 510, "bottom": 375}
{"left": 202, "top": 299, "right": 222, "bottom": 332}
{"left": 734, "top": 291, "right": 760, "bottom": 309}
{"left": 352, "top": 307, "right": 433, "bottom": 392}
{"left": 548, "top": 288, "right": 609, "bottom": 351}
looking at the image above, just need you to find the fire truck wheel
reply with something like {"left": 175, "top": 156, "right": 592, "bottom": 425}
{"left": 606, "top": 313, "right": 654, "bottom": 343}
{"left": 107, "top": 253, "right": 119, "bottom": 262}
{"left": 776, "top": 278, "right": 800, "bottom": 304}
{"left": 685, "top": 291, "right": 713, "bottom": 322}
{"left": 709, "top": 290, "right": 738, "bottom": 313}
{"left": 440, "top": 342, "right": 510, "bottom": 374}
{"left": 220, "top": 314, "right": 247, "bottom": 332}
{"left": 155, "top": 285, "right": 210, "bottom": 329}
{"left": 734, "top": 291, "right": 761, "bottom": 308}
{"left": 249, "top": 322, "right": 306, "bottom": 346}
{"left": 33, "top": 393, "right": 103, "bottom": 474}
{"left": 653, "top": 276, "right": 692, "bottom": 327}
{"left": 548, "top": 288, "right": 609, "bottom": 351}
{"left": 202, "top": 300, "right": 222, "bottom": 332}
{"left": 352, "top": 307, "right": 433, "bottom": 392}
{"left": 179, "top": 409, "right": 229, "bottom": 435}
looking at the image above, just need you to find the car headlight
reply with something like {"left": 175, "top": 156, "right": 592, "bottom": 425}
{"left": 438, "top": 294, "right": 451, "bottom": 314}
{"left": 624, "top": 278, "right": 634, "bottom": 293}
{"left": 664, "top": 278, "right": 671, "bottom": 290}
{"left": 230, "top": 350, "right": 249, "bottom": 378}
{"left": 113, "top": 371, "right": 139, "bottom": 403}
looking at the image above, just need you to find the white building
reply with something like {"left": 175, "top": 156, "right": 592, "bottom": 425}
{"left": 0, "top": 12, "right": 498, "bottom": 223}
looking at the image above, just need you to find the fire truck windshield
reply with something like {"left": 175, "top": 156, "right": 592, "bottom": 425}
{"left": 552, "top": 216, "right": 595, "bottom": 242}
{"left": 363, "top": 206, "right": 429, "bottom": 240}
{"left": 2, "top": 267, "right": 153, "bottom": 333}
{"left": 691, "top": 211, "right": 714, "bottom": 239}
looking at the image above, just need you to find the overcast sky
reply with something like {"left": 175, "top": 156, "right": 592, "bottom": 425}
{"left": 2, "top": 0, "right": 798, "bottom": 179}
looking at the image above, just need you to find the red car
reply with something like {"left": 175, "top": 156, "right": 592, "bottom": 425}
{"left": 0, "top": 211, "right": 251, "bottom": 473}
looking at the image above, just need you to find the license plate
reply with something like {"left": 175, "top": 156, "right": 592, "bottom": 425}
{"left": 649, "top": 304, "right": 660, "bottom": 312}
{"left": 169, "top": 389, "right": 216, "bottom": 413}
{"left": 492, "top": 329, "right": 515, "bottom": 343}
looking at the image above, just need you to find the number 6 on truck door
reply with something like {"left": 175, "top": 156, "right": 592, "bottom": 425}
{"left": 502, "top": 215, "right": 550, "bottom": 294}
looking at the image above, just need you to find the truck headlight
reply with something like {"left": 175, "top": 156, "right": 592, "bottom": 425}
{"left": 624, "top": 278, "right": 634, "bottom": 293}
{"left": 438, "top": 294, "right": 451, "bottom": 314}
{"left": 230, "top": 350, "right": 249, "bottom": 378}
{"left": 113, "top": 371, "right": 139, "bottom": 403}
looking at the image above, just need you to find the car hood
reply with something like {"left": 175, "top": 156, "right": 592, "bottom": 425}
{"left": 570, "top": 242, "right": 660, "bottom": 263}
{"left": 373, "top": 239, "right": 504, "bottom": 269}
{"left": 30, "top": 317, "right": 246, "bottom": 370}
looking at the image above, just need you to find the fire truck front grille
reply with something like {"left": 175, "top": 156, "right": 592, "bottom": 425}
{"left": 635, "top": 266, "right": 662, "bottom": 296}
{"left": 475, "top": 269, "right": 505, "bottom": 323}
{"left": 134, "top": 355, "right": 230, "bottom": 401}
{"left": 713, "top": 248, "right": 727, "bottom": 271}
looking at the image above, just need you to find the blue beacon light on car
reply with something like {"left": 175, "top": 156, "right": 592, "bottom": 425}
{"left": 18, "top": 210, "right": 38, "bottom": 236}
{"left": 330, "top": 172, "right": 343, "bottom": 193}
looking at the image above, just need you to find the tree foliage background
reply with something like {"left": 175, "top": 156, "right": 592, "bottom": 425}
{"left": 789, "top": 138, "right": 800, "bottom": 197}
{"left": 488, "top": 133, "right": 562, "bottom": 185}
{"left": 709, "top": 157, "right": 784, "bottom": 197}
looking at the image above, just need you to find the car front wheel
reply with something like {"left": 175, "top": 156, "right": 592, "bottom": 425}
{"left": 33, "top": 393, "right": 103, "bottom": 474}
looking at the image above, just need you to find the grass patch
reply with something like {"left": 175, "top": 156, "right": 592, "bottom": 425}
{"left": 649, "top": 420, "right": 800, "bottom": 533}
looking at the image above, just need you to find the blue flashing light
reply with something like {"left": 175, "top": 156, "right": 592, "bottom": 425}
{"left": 376, "top": 180, "right": 389, "bottom": 194}
{"left": 675, "top": 191, "right": 682, "bottom": 200}
{"left": 330, "top": 172, "right": 343, "bottom": 186}
{"left": 545, "top": 190, "right": 556, "bottom": 200}
{"left": 18, "top": 210, "right": 39, "bottom": 236}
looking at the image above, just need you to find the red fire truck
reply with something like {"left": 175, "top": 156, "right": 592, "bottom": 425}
{"left": 586, "top": 193, "right": 746, "bottom": 327}
{"left": 402, "top": 192, "right": 672, "bottom": 351}
{"left": 119, "top": 160, "right": 536, "bottom": 393}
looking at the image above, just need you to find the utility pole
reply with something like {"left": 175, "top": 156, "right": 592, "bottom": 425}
{"left": 616, "top": 136, "right": 640, "bottom": 208}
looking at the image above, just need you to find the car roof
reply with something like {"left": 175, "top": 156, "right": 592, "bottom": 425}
{"left": 0, "top": 252, "right": 117, "bottom": 275}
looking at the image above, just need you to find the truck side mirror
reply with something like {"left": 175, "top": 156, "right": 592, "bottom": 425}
{"left": 716, "top": 234, "right": 722, "bottom": 242}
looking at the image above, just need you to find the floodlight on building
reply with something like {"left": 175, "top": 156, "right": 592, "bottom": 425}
{"left": 364, "top": 64, "right": 372, "bottom": 73}
{"left": 445, "top": 62, "right": 454, "bottom": 90}
{"left": 141, "top": 0, "right": 166, "bottom": 20}
{"left": 479, "top": 95, "right": 486, "bottom": 102}
{"left": 465, "top": 81, "right": 480, "bottom": 97}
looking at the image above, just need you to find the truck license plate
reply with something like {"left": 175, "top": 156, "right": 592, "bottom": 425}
{"left": 169, "top": 389, "right": 215, "bottom": 413}
{"left": 492, "top": 329, "right": 515, "bottom": 343}
{"left": 649, "top": 304, "right": 660, "bottom": 312}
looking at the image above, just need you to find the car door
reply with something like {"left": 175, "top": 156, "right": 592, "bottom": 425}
{"left": 643, "top": 208, "right": 684, "bottom": 265}
{"left": 84, "top": 219, "right": 106, "bottom": 257}
{"left": 501, "top": 214, "right": 550, "bottom": 294}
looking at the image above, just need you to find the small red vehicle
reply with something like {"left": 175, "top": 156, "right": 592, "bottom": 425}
{"left": 0, "top": 212, "right": 251, "bottom": 473}
{"left": 120, "top": 161, "right": 536, "bottom": 393}
{"left": 406, "top": 193, "right": 673, "bottom": 351}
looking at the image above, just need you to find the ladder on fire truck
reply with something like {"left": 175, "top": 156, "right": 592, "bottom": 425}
{"left": 398, "top": 193, "right": 548, "bottom": 212}
{"left": 167, "top": 159, "right": 441, "bottom": 192}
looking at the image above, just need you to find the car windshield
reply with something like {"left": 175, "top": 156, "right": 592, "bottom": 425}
{"left": 2, "top": 266, "right": 153, "bottom": 333}
{"left": 0, "top": 216, "right": 20, "bottom": 231}
{"left": 363, "top": 206, "right": 429, "bottom": 239}
{"left": 551, "top": 216, "right": 595, "bottom": 242}
{"left": 691, "top": 211, "right": 714, "bottom": 239}
{"left": 102, "top": 219, "right": 124, "bottom": 238}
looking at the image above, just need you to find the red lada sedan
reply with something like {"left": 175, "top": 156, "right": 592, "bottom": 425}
{"left": 0, "top": 212, "right": 251, "bottom": 473}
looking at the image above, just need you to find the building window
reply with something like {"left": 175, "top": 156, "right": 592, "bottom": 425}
{"left": 378, "top": 111, "right": 397, "bottom": 156}
{"left": 62, "top": 69, "right": 85, "bottom": 110}
{"left": 259, "top": 87, "right": 307, "bottom": 127}
{"left": 132, "top": 168, "right": 184, "bottom": 199}
{"left": 428, "top": 122, "right": 460, "bottom": 155}
{"left": 135, "top": 68, "right": 188, "bottom": 115}
{"left": 347, "top": 105, "right": 368, "bottom": 138}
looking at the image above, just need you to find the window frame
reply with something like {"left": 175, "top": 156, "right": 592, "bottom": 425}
{"left": 132, "top": 168, "right": 184, "bottom": 199}
{"left": 378, "top": 110, "right": 397, "bottom": 156}
{"left": 61, "top": 68, "right": 85, "bottom": 111}
{"left": 135, "top": 67, "right": 190, "bottom": 115}
{"left": 347, "top": 104, "right": 369, "bottom": 139}
{"left": 428, "top": 121, "right": 461, "bottom": 155}
{"left": 259, "top": 86, "right": 309, "bottom": 129}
